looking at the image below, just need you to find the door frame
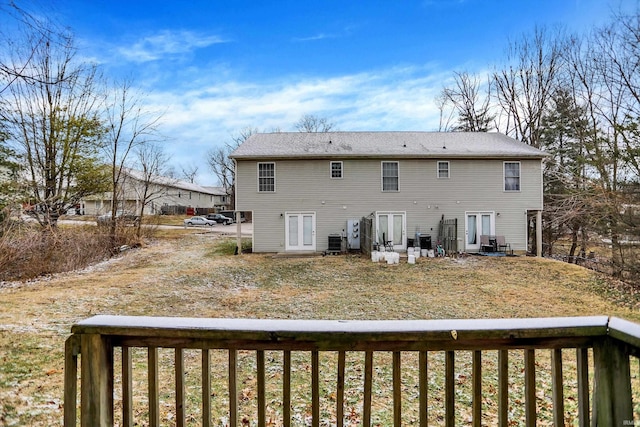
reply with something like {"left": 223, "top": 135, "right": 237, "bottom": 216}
{"left": 284, "top": 211, "right": 316, "bottom": 252}
{"left": 375, "top": 211, "right": 406, "bottom": 251}
{"left": 465, "top": 211, "right": 495, "bottom": 251}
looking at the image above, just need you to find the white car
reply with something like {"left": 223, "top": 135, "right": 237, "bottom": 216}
{"left": 183, "top": 216, "right": 216, "bottom": 227}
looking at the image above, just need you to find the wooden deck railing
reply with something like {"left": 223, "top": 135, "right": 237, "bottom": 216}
{"left": 64, "top": 315, "right": 640, "bottom": 426}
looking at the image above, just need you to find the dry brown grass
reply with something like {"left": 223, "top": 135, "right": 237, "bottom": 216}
{"left": 0, "top": 219, "right": 152, "bottom": 282}
{"left": 1, "top": 232, "right": 639, "bottom": 425}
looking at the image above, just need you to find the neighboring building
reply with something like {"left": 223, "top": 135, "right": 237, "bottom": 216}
{"left": 230, "top": 131, "right": 546, "bottom": 254}
{"left": 82, "top": 168, "right": 230, "bottom": 216}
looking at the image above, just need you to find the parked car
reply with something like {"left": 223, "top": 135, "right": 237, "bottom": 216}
{"left": 96, "top": 210, "right": 139, "bottom": 226}
{"left": 219, "top": 211, "right": 246, "bottom": 223}
{"left": 183, "top": 216, "right": 216, "bottom": 227}
{"left": 205, "top": 213, "right": 233, "bottom": 225}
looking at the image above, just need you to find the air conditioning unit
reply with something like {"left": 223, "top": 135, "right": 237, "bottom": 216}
{"left": 327, "top": 234, "right": 342, "bottom": 254}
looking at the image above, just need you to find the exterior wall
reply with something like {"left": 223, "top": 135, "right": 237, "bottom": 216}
{"left": 83, "top": 182, "right": 223, "bottom": 216}
{"left": 235, "top": 158, "right": 543, "bottom": 253}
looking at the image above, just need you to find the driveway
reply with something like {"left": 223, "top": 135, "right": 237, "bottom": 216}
{"left": 58, "top": 219, "right": 253, "bottom": 236}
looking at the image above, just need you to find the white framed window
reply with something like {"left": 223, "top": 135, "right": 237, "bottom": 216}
{"left": 330, "top": 161, "right": 343, "bottom": 179}
{"left": 504, "top": 162, "right": 521, "bottom": 191}
{"left": 437, "top": 161, "right": 450, "bottom": 179}
{"left": 381, "top": 161, "right": 399, "bottom": 192}
{"left": 258, "top": 162, "right": 275, "bottom": 192}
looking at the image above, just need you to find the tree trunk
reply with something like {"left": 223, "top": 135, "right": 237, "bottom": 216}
{"left": 568, "top": 228, "right": 578, "bottom": 264}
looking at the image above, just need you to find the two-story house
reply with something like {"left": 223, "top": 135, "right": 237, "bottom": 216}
{"left": 230, "top": 132, "right": 545, "bottom": 254}
{"left": 82, "top": 168, "right": 230, "bottom": 216}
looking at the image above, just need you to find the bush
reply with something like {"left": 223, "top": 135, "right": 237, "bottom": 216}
{"left": 0, "top": 222, "right": 141, "bottom": 281}
{"left": 208, "top": 237, "right": 252, "bottom": 256}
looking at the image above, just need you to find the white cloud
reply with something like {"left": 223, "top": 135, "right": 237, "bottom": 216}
{"left": 139, "top": 64, "right": 454, "bottom": 184}
{"left": 117, "top": 30, "right": 227, "bottom": 63}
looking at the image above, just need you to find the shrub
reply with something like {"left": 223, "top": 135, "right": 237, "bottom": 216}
{"left": 0, "top": 223, "right": 141, "bottom": 281}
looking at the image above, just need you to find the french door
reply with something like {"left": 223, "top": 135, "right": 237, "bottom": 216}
{"left": 285, "top": 212, "right": 316, "bottom": 251}
{"left": 465, "top": 212, "right": 495, "bottom": 251}
{"left": 376, "top": 212, "right": 406, "bottom": 251}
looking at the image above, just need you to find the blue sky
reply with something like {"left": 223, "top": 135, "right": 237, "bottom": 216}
{"left": 22, "top": 1, "right": 640, "bottom": 184}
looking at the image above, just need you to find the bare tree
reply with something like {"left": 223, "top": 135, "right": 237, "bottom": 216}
{"left": 434, "top": 91, "right": 456, "bottom": 132}
{"left": 132, "top": 142, "right": 169, "bottom": 238}
{"left": 554, "top": 10, "right": 640, "bottom": 278}
{"left": 440, "top": 71, "right": 495, "bottom": 132}
{"left": 294, "top": 115, "right": 336, "bottom": 132}
{"left": 493, "top": 27, "right": 565, "bottom": 148}
{"left": 102, "top": 80, "right": 163, "bottom": 243}
{"left": 0, "top": 1, "right": 64, "bottom": 94}
{"left": 207, "top": 126, "right": 257, "bottom": 208}
{"left": 0, "top": 26, "right": 109, "bottom": 227}
{"left": 180, "top": 164, "right": 199, "bottom": 183}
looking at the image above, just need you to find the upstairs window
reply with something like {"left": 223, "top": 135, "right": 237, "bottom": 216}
{"left": 504, "top": 162, "right": 521, "bottom": 191}
{"left": 437, "top": 161, "right": 450, "bottom": 179}
{"left": 258, "top": 162, "right": 275, "bottom": 192}
{"left": 381, "top": 161, "right": 399, "bottom": 192}
{"left": 330, "top": 161, "right": 343, "bottom": 179}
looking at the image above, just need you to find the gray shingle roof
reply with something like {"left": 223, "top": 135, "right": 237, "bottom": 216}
{"left": 230, "top": 131, "right": 546, "bottom": 159}
{"left": 123, "top": 168, "right": 225, "bottom": 195}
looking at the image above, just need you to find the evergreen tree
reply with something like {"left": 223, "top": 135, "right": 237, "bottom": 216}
{"left": 539, "top": 88, "right": 590, "bottom": 260}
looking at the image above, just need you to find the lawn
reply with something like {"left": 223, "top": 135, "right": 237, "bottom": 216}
{"left": 1, "top": 231, "right": 639, "bottom": 425}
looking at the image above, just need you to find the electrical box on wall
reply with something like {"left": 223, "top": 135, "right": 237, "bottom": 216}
{"left": 347, "top": 219, "right": 360, "bottom": 250}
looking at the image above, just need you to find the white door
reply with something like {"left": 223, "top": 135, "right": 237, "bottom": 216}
{"left": 376, "top": 212, "right": 406, "bottom": 251}
{"left": 465, "top": 212, "right": 494, "bottom": 251}
{"left": 285, "top": 212, "right": 316, "bottom": 251}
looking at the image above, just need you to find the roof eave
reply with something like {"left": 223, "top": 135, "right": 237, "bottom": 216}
{"left": 231, "top": 153, "right": 547, "bottom": 161}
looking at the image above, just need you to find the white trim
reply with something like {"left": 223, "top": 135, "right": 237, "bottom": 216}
{"left": 503, "top": 161, "right": 521, "bottom": 192}
{"left": 257, "top": 162, "right": 276, "bottom": 193}
{"left": 284, "top": 211, "right": 316, "bottom": 251}
{"left": 330, "top": 161, "right": 343, "bottom": 179}
{"left": 375, "top": 211, "right": 406, "bottom": 251}
{"left": 437, "top": 161, "right": 450, "bottom": 179}
{"left": 381, "top": 161, "right": 399, "bottom": 192}
{"left": 465, "top": 211, "right": 496, "bottom": 252}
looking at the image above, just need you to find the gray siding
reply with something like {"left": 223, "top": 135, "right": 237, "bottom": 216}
{"left": 236, "top": 158, "right": 543, "bottom": 253}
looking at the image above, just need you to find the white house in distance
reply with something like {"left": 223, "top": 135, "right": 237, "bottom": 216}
{"left": 82, "top": 168, "right": 229, "bottom": 216}
{"left": 230, "top": 131, "right": 546, "bottom": 255}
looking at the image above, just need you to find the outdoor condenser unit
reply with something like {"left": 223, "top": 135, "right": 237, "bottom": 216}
{"left": 327, "top": 234, "right": 342, "bottom": 254}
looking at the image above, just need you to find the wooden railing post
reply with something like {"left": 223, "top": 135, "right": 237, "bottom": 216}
{"left": 592, "top": 337, "right": 632, "bottom": 426}
{"left": 80, "top": 333, "right": 114, "bottom": 427}
{"left": 64, "top": 335, "right": 81, "bottom": 427}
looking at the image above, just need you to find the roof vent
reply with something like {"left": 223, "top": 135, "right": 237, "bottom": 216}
{"left": 329, "top": 140, "right": 332, "bottom": 144}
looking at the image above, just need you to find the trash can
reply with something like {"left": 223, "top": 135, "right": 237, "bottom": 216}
{"left": 419, "top": 235, "right": 432, "bottom": 250}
